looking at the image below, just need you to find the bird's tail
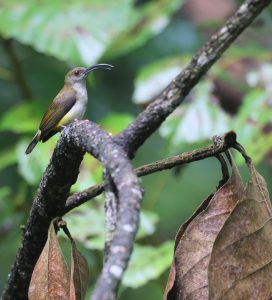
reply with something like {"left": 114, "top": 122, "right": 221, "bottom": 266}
{"left": 25, "top": 130, "right": 41, "bottom": 155}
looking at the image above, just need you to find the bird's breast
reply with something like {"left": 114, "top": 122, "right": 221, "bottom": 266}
{"left": 57, "top": 100, "right": 87, "bottom": 128}
{"left": 57, "top": 84, "right": 88, "bottom": 128}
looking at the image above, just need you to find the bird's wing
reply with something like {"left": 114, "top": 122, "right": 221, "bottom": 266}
{"left": 39, "top": 87, "right": 76, "bottom": 138}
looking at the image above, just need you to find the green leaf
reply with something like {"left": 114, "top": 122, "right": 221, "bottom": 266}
{"left": 63, "top": 203, "right": 105, "bottom": 250}
{"left": 105, "top": 0, "right": 184, "bottom": 59}
{"left": 16, "top": 138, "right": 57, "bottom": 185}
{"left": 133, "top": 57, "right": 185, "bottom": 104}
{"left": 233, "top": 89, "right": 272, "bottom": 164}
{"left": 227, "top": 45, "right": 272, "bottom": 61}
{"left": 100, "top": 113, "right": 134, "bottom": 135}
{"left": 235, "top": 89, "right": 268, "bottom": 125}
{"left": 71, "top": 154, "right": 103, "bottom": 192}
{"left": 17, "top": 135, "right": 102, "bottom": 187}
{"left": 0, "top": 0, "right": 134, "bottom": 65}
{"left": 0, "top": 147, "right": 17, "bottom": 171}
{"left": 123, "top": 241, "right": 174, "bottom": 288}
{"left": 64, "top": 205, "right": 159, "bottom": 250}
{"left": 160, "top": 81, "right": 231, "bottom": 154}
{"left": 0, "top": 102, "right": 44, "bottom": 133}
{"left": 0, "top": 0, "right": 183, "bottom": 64}
{"left": 0, "top": 186, "right": 11, "bottom": 200}
{"left": 136, "top": 210, "right": 159, "bottom": 239}
{"left": 0, "top": 0, "right": 181, "bottom": 65}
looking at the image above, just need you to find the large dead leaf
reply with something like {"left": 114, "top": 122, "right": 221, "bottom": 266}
{"left": 164, "top": 161, "right": 244, "bottom": 300}
{"left": 69, "top": 240, "right": 90, "bottom": 300}
{"left": 28, "top": 222, "right": 70, "bottom": 300}
{"left": 208, "top": 162, "right": 272, "bottom": 299}
{"left": 164, "top": 193, "right": 215, "bottom": 299}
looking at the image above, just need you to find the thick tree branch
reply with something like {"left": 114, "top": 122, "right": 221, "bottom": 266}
{"left": 114, "top": 0, "right": 271, "bottom": 158}
{"left": 65, "top": 135, "right": 231, "bottom": 212}
{"left": 103, "top": 173, "right": 119, "bottom": 262}
{"left": 2, "top": 120, "right": 142, "bottom": 300}
{"left": 2, "top": 138, "right": 84, "bottom": 300}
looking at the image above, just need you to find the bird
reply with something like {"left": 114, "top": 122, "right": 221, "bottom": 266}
{"left": 25, "top": 63, "right": 113, "bottom": 154}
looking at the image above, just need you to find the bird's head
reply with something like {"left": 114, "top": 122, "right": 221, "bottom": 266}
{"left": 65, "top": 64, "right": 114, "bottom": 85}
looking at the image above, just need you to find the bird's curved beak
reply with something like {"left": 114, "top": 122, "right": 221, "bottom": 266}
{"left": 85, "top": 64, "right": 114, "bottom": 74}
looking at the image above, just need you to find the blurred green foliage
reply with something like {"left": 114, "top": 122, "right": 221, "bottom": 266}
{"left": 0, "top": 0, "right": 272, "bottom": 298}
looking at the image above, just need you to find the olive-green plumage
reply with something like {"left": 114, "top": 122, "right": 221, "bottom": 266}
{"left": 25, "top": 64, "right": 113, "bottom": 154}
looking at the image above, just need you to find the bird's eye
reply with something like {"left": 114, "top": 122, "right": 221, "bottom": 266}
{"left": 74, "top": 70, "right": 81, "bottom": 76}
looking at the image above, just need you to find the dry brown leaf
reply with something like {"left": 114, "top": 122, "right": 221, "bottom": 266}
{"left": 246, "top": 161, "right": 272, "bottom": 215}
{"left": 28, "top": 222, "right": 70, "bottom": 300}
{"left": 164, "top": 194, "right": 214, "bottom": 300}
{"left": 208, "top": 162, "right": 272, "bottom": 300}
{"left": 164, "top": 161, "right": 244, "bottom": 300}
{"left": 69, "top": 240, "right": 89, "bottom": 300}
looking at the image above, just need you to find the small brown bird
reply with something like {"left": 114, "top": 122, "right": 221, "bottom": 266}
{"left": 25, "top": 64, "right": 113, "bottom": 154}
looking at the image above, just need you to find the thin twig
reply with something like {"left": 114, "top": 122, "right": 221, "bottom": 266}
{"left": 65, "top": 135, "right": 231, "bottom": 212}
